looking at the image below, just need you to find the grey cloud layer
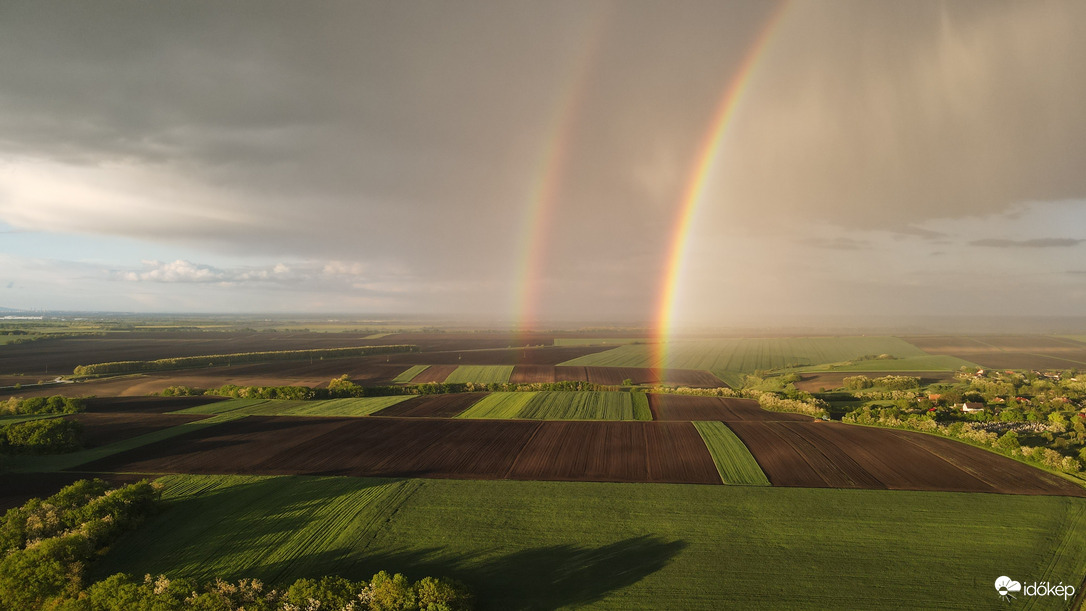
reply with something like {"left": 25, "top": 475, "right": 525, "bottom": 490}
{"left": 1, "top": 1, "right": 1084, "bottom": 321}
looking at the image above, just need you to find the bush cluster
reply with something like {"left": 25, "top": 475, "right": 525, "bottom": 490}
{"left": 0, "top": 418, "right": 84, "bottom": 454}
{"left": 1, "top": 395, "right": 85, "bottom": 416}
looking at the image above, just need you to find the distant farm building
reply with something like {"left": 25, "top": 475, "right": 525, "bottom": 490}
{"left": 961, "top": 402, "right": 985, "bottom": 413}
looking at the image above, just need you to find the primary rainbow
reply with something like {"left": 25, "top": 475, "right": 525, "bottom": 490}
{"left": 513, "top": 10, "right": 608, "bottom": 335}
{"left": 653, "top": 1, "right": 791, "bottom": 368}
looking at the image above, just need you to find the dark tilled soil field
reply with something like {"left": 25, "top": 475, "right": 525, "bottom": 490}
{"left": 65, "top": 412, "right": 210, "bottom": 448}
{"left": 726, "top": 421, "right": 1086, "bottom": 496}
{"left": 77, "top": 416, "right": 721, "bottom": 485}
{"left": 509, "top": 365, "right": 557, "bottom": 384}
{"left": 902, "top": 335, "right": 1086, "bottom": 370}
{"left": 506, "top": 421, "right": 719, "bottom": 484}
{"left": 647, "top": 394, "right": 812, "bottom": 422}
{"left": 373, "top": 393, "right": 488, "bottom": 418}
{"left": 82, "top": 396, "right": 225, "bottom": 413}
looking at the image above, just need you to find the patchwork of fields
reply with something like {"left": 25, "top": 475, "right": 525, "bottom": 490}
{"left": 92, "top": 475, "right": 1086, "bottom": 610}
{"left": 6, "top": 332, "right": 1086, "bottom": 609}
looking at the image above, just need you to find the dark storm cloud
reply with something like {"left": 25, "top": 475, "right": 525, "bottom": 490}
{"left": 971, "top": 238, "right": 1084, "bottom": 248}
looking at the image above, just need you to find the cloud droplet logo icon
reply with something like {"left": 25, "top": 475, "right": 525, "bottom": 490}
{"left": 995, "top": 576, "right": 1021, "bottom": 600}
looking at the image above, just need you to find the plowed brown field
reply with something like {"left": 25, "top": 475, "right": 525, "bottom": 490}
{"left": 727, "top": 421, "right": 1085, "bottom": 496}
{"left": 373, "top": 393, "right": 487, "bottom": 418}
{"left": 582, "top": 367, "right": 721, "bottom": 387}
{"left": 509, "top": 365, "right": 556, "bottom": 384}
{"left": 78, "top": 417, "right": 720, "bottom": 485}
{"left": 65, "top": 412, "right": 210, "bottom": 447}
{"left": 648, "top": 394, "right": 811, "bottom": 422}
{"left": 506, "top": 421, "right": 718, "bottom": 484}
{"left": 903, "top": 335, "right": 1086, "bottom": 370}
{"left": 83, "top": 396, "right": 226, "bottom": 413}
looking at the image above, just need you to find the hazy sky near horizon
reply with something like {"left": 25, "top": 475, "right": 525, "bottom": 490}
{"left": 1, "top": 1, "right": 1085, "bottom": 326}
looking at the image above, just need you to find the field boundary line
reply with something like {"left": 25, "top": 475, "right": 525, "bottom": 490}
{"left": 502, "top": 421, "right": 545, "bottom": 478}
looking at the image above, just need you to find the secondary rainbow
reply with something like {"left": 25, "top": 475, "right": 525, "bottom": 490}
{"left": 512, "top": 10, "right": 608, "bottom": 335}
{"left": 653, "top": 1, "right": 791, "bottom": 368}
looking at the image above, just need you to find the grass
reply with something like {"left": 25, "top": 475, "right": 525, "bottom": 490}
{"left": 560, "top": 337, "right": 935, "bottom": 384}
{"left": 443, "top": 365, "right": 514, "bottom": 384}
{"left": 171, "top": 397, "right": 412, "bottom": 417}
{"left": 94, "top": 475, "right": 1086, "bottom": 610}
{"left": 392, "top": 365, "right": 429, "bottom": 383}
{"left": 693, "top": 421, "right": 771, "bottom": 486}
{"left": 7, "top": 413, "right": 247, "bottom": 472}
{"left": 787, "top": 354, "right": 978, "bottom": 372}
{"left": 456, "top": 392, "right": 537, "bottom": 419}
{"left": 457, "top": 391, "right": 650, "bottom": 420}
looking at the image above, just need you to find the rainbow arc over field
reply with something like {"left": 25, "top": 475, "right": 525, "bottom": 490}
{"left": 513, "top": 11, "right": 608, "bottom": 336}
{"left": 652, "top": 1, "right": 791, "bottom": 369}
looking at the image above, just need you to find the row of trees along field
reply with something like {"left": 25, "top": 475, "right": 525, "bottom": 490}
{"left": 72, "top": 345, "right": 420, "bottom": 376}
{"left": 0, "top": 479, "right": 473, "bottom": 610}
{"left": 2, "top": 395, "right": 85, "bottom": 415}
{"left": 161, "top": 376, "right": 616, "bottom": 401}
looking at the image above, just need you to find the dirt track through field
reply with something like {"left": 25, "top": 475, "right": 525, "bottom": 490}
{"left": 78, "top": 416, "right": 721, "bottom": 485}
{"left": 727, "top": 421, "right": 1085, "bottom": 496}
{"left": 648, "top": 394, "right": 812, "bottom": 422}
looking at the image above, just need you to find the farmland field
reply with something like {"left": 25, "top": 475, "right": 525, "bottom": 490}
{"left": 65, "top": 412, "right": 210, "bottom": 447}
{"left": 648, "top": 393, "right": 812, "bottom": 422}
{"left": 903, "top": 335, "right": 1086, "bottom": 369}
{"left": 76, "top": 416, "right": 720, "bottom": 484}
{"left": 93, "top": 474, "right": 1086, "bottom": 610}
{"left": 561, "top": 337, "right": 932, "bottom": 386}
{"left": 692, "top": 421, "right": 771, "bottom": 486}
{"left": 460, "top": 391, "right": 651, "bottom": 420}
{"left": 373, "top": 392, "right": 488, "bottom": 418}
{"left": 392, "top": 364, "right": 429, "bottom": 383}
{"left": 727, "top": 421, "right": 1085, "bottom": 496}
{"left": 787, "top": 354, "right": 978, "bottom": 372}
{"left": 169, "top": 397, "right": 413, "bottom": 417}
{"left": 443, "top": 365, "right": 514, "bottom": 384}
{"left": 456, "top": 392, "right": 537, "bottom": 419}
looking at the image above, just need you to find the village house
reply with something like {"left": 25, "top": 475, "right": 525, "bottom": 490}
{"left": 961, "top": 402, "right": 985, "bottom": 413}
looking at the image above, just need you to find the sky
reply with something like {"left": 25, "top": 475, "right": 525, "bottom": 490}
{"left": 1, "top": 1, "right": 1085, "bottom": 328}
